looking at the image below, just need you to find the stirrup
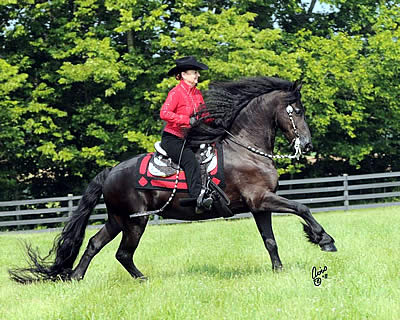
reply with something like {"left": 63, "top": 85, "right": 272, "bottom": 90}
{"left": 196, "top": 189, "right": 213, "bottom": 212}
{"left": 201, "top": 197, "right": 213, "bottom": 210}
{"left": 195, "top": 198, "right": 213, "bottom": 214}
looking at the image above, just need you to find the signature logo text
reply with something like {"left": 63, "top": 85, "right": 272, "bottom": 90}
{"left": 311, "top": 265, "right": 328, "bottom": 286}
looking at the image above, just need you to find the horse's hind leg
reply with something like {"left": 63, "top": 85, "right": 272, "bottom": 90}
{"left": 252, "top": 211, "right": 283, "bottom": 271}
{"left": 70, "top": 218, "right": 121, "bottom": 280}
{"left": 115, "top": 217, "right": 149, "bottom": 280}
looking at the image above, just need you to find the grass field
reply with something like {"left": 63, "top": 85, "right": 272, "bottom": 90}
{"left": 1, "top": 207, "right": 399, "bottom": 320}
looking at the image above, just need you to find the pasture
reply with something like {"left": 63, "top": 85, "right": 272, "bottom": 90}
{"left": 1, "top": 207, "right": 399, "bottom": 320}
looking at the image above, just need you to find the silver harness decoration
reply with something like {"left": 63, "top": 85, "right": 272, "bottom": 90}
{"left": 224, "top": 104, "right": 302, "bottom": 160}
{"left": 129, "top": 104, "right": 302, "bottom": 218}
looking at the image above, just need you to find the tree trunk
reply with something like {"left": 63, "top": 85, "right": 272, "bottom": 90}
{"left": 127, "top": 30, "right": 134, "bottom": 53}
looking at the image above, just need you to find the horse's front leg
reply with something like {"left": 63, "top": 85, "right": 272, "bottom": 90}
{"left": 252, "top": 211, "right": 283, "bottom": 271}
{"left": 248, "top": 191, "right": 337, "bottom": 252}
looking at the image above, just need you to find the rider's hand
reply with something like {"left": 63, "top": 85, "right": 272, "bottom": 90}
{"left": 189, "top": 116, "right": 197, "bottom": 126}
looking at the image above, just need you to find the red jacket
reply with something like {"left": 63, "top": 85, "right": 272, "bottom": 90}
{"left": 160, "top": 80, "right": 205, "bottom": 138}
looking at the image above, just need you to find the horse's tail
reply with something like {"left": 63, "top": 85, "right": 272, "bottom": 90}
{"left": 9, "top": 168, "right": 111, "bottom": 284}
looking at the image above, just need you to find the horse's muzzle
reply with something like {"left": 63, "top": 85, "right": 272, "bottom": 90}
{"left": 303, "top": 142, "right": 313, "bottom": 154}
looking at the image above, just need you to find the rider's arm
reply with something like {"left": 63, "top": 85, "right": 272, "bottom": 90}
{"left": 160, "top": 90, "right": 190, "bottom": 127}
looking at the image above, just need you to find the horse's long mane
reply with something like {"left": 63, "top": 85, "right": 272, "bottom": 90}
{"left": 186, "top": 76, "right": 298, "bottom": 144}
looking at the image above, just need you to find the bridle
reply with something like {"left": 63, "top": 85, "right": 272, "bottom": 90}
{"left": 224, "top": 104, "right": 302, "bottom": 160}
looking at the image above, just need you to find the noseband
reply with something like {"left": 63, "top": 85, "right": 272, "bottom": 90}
{"left": 225, "top": 104, "right": 302, "bottom": 160}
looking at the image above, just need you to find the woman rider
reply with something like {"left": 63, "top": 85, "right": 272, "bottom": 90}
{"left": 160, "top": 56, "right": 211, "bottom": 212}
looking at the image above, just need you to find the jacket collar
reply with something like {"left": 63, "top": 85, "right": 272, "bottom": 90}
{"left": 179, "top": 80, "right": 196, "bottom": 93}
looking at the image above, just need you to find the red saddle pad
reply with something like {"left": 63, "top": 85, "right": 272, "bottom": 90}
{"left": 134, "top": 144, "right": 225, "bottom": 192}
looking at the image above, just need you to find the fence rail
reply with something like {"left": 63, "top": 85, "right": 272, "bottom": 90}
{"left": 1, "top": 171, "right": 400, "bottom": 231}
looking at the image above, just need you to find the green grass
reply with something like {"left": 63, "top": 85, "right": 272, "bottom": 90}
{"left": 1, "top": 207, "right": 400, "bottom": 320}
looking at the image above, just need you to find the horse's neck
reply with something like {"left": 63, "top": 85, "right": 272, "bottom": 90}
{"left": 230, "top": 95, "right": 277, "bottom": 153}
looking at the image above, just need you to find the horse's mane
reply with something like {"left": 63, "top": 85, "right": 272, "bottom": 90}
{"left": 186, "top": 76, "right": 298, "bottom": 144}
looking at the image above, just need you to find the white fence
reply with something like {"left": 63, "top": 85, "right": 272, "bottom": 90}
{"left": 1, "top": 171, "right": 400, "bottom": 231}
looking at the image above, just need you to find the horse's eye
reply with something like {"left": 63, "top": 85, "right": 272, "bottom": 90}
{"left": 294, "top": 107, "right": 302, "bottom": 115}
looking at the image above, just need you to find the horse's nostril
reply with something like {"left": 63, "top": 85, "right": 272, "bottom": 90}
{"left": 303, "top": 143, "right": 313, "bottom": 153}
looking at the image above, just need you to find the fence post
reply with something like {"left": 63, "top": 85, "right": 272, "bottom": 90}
{"left": 343, "top": 174, "right": 349, "bottom": 211}
{"left": 153, "top": 214, "right": 160, "bottom": 224}
{"left": 68, "top": 194, "right": 73, "bottom": 219}
{"left": 16, "top": 205, "right": 21, "bottom": 230}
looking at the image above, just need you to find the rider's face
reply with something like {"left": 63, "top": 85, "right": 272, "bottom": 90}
{"left": 182, "top": 70, "right": 200, "bottom": 87}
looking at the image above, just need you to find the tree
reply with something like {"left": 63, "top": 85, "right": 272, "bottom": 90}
{"left": 1, "top": 0, "right": 400, "bottom": 200}
{"left": 0, "top": 0, "right": 166, "bottom": 198}
{"left": 0, "top": 58, "right": 28, "bottom": 200}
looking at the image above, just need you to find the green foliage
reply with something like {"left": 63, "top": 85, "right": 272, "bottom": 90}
{"left": 0, "top": 59, "right": 29, "bottom": 199}
{"left": 1, "top": 0, "right": 400, "bottom": 199}
{"left": 0, "top": 0, "right": 166, "bottom": 198}
{"left": 124, "top": 130, "right": 159, "bottom": 152}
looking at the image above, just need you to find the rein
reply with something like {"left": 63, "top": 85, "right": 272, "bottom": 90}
{"left": 224, "top": 104, "right": 302, "bottom": 160}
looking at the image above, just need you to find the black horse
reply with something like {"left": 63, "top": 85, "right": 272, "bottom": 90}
{"left": 9, "top": 77, "right": 336, "bottom": 283}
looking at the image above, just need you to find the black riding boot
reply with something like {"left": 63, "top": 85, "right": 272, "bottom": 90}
{"left": 161, "top": 132, "right": 213, "bottom": 213}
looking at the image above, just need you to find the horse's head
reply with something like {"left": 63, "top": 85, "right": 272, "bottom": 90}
{"left": 186, "top": 76, "right": 313, "bottom": 156}
{"left": 276, "top": 81, "right": 313, "bottom": 154}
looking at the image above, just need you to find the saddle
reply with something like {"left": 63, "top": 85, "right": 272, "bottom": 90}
{"left": 149, "top": 141, "right": 217, "bottom": 177}
{"left": 135, "top": 141, "right": 232, "bottom": 217}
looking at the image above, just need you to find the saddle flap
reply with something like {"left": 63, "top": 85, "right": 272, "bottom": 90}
{"left": 148, "top": 155, "right": 178, "bottom": 177}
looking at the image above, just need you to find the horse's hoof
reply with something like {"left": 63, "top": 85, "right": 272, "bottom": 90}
{"left": 272, "top": 265, "right": 283, "bottom": 273}
{"left": 320, "top": 243, "right": 337, "bottom": 252}
{"left": 137, "top": 275, "right": 148, "bottom": 281}
{"left": 69, "top": 273, "right": 83, "bottom": 281}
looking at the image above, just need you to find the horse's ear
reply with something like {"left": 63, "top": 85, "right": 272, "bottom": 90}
{"left": 293, "top": 80, "right": 302, "bottom": 92}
